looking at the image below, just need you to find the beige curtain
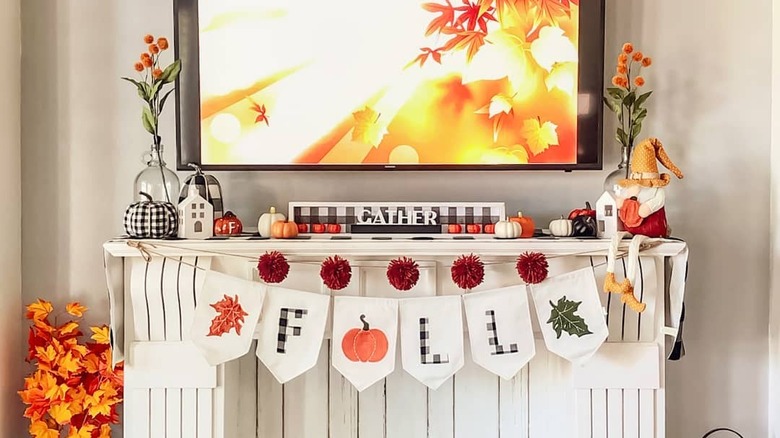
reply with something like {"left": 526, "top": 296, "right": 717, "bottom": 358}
{"left": 0, "top": 0, "right": 22, "bottom": 435}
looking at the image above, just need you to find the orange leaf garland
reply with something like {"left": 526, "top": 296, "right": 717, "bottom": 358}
{"left": 21, "top": 302, "right": 124, "bottom": 437}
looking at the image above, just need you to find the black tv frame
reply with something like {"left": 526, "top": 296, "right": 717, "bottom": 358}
{"left": 174, "top": 0, "right": 605, "bottom": 171}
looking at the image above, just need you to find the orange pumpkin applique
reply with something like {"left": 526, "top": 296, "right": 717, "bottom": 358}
{"left": 341, "top": 315, "right": 388, "bottom": 362}
{"left": 619, "top": 198, "right": 644, "bottom": 228}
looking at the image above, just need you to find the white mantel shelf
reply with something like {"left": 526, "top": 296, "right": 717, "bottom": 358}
{"left": 103, "top": 237, "right": 686, "bottom": 258}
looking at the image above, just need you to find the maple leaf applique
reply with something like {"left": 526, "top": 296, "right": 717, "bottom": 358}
{"left": 248, "top": 98, "right": 270, "bottom": 126}
{"left": 547, "top": 296, "right": 593, "bottom": 339}
{"left": 208, "top": 294, "right": 249, "bottom": 337}
{"left": 520, "top": 117, "right": 559, "bottom": 156}
{"left": 351, "top": 107, "right": 388, "bottom": 147}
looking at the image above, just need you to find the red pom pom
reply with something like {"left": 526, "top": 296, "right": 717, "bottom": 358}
{"left": 257, "top": 251, "right": 290, "bottom": 284}
{"left": 451, "top": 254, "right": 485, "bottom": 290}
{"left": 516, "top": 252, "right": 549, "bottom": 284}
{"left": 387, "top": 257, "right": 420, "bottom": 291}
{"left": 320, "top": 255, "right": 352, "bottom": 291}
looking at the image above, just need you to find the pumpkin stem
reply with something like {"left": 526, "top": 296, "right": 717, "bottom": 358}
{"left": 585, "top": 202, "right": 592, "bottom": 210}
{"left": 270, "top": 207, "right": 276, "bottom": 214}
{"left": 359, "top": 314, "right": 370, "bottom": 331}
{"left": 139, "top": 192, "right": 153, "bottom": 202}
{"left": 187, "top": 162, "right": 204, "bottom": 175}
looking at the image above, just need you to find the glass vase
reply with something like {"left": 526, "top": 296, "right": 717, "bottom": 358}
{"left": 133, "top": 144, "right": 180, "bottom": 203}
{"left": 603, "top": 144, "right": 631, "bottom": 195}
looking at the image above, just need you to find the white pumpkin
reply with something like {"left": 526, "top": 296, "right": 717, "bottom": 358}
{"left": 549, "top": 216, "right": 573, "bottom": 237}
{"left": 257, "top": 207, "right": 286, "bottom": 237}
{"left": 494, "top": 219, "right": 521, "bottom": 239}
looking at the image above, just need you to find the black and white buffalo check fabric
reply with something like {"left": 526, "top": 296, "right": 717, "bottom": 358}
{"left": 123, "top": 202, "right": 178, "bottom": 239}
{"left": 419, "top": 317, "right": 449, "bottom": 364}
{"left": 276, "top": 308, "right": 308, "bottom": 353}
{"left": 486, "top": 310, "right": 519, "bottom": 356}
{"left": 179, "top": 173, "right": 224, "bottom": 219}
{"left": 289, "top": 203, "right": 505, "bottom": 230}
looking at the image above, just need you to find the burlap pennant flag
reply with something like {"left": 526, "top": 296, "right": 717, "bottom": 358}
{"left": 331, "top": 296, "right": 398, "bottom": 392}
{"left": 191, "top": 271, "right": 265, "bottom": 365}
{"left": 255, "top": 287, "right": 330, "bottom": 384}
{"left": 400, "top": 296, "right": 464, "bottom": 390}
{"left": 462, "top": 286, "right": 535, "bottom": 380}
{"left": 530, "top": 267, "right": 608, "bottom": 365}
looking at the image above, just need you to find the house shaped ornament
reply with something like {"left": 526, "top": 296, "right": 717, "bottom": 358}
{"left": 596, "top": 191, "right": 623, "bottom": 239}
{"left": 178, "top": 185, "right": 214, "bottom": 239}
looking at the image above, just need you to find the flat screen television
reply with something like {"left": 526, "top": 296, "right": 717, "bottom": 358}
{"left": 174, "top": 0, "right": 605, "bottom": 171}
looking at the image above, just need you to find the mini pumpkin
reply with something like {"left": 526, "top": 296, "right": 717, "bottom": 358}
{"left": 214, "top": 211, "right": 243, "bottom": 236}
{"left": 124, "top": 192, "right": 178, "bottom": 239}
{"left": 572, "top": 215, "right": 598, "bottom": 237}
{"left": 271, "top": 220, "right": 299, "bottom": 239}
{"left": 258, "top": 207, "right": 286, "bottom": 238}
{"left": 341, "top": 315, "right": 389, "bottom": 362}
{"left": 510, "top": 212, "right": 535, "bottom": 238}
{"left": 548, "top": 216, "right": 573, "bottom": 237}
{"left": 494, "top": 219, "right": 521, "bottom": 239}
{"left": 568, "top": 202, "right": 596, "bottom": 220}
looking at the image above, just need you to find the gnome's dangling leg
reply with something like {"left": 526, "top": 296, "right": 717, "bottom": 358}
{"left": 603, "top": 232, "right": 647, "bottom": 313}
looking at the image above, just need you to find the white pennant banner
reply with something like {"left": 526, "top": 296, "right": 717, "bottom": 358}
{"left": 191, "top": 271, "right": 266, "bottom": 366}
{"left": 462, "top": 286, "right": 535, "bottom": 380}
{"left": 400, "top": 296, "right": 464, "bottom": 390}
{"left": 255, "top": 287, "right": 330, "bottom": 384}
{"left": 530, "top": 267, "right": 608, "bottom": 365}
{"left": 331, "top": 297, "right": 399, "bottom": 391}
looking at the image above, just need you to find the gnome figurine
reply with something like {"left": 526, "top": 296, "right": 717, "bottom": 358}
{"left": 604, "top": 138, "right": 684, "bottom": 312}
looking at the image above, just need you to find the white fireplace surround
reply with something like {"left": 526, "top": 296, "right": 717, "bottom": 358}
{"left": 103, "top": 238, "right": 687, "bottom": 438}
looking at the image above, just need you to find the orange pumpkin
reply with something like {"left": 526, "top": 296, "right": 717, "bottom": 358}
{"left": 510, "top": 212, "right": 536, "bottom": 238}
{"left": 341, "top": 315, "right": 388, "bottom": 362}
{"left": 214, "top": 211, "right": 243, "bottom": 236}
{"left": 271, "top": 220, "right": 299, "bottom": 239}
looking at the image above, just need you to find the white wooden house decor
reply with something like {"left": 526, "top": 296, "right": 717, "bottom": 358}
{"left": 596, "top": 191, "right": 622, "bottom": 239}
{"left": 178, "top": 185, "right": 214, "bottom": 239}
{"left": 103, "top": 238, "right": 687, "bottom": 438}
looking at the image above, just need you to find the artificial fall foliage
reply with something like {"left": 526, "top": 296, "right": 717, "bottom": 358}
{"left": 20, "top": 300, "right": 124, "bottom": 438}
{"left": 547, "top": 296, "right": 593, "bottom": 339}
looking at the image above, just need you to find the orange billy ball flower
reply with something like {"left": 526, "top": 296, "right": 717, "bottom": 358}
{"left": 153, "top": 68, "right": 163, "bottom": 79}
{"left": 622, "top": 43, "right": 634, "bottom": 54}
{"left": 134, "top": 62, "right": 144, "bottom": 72}
{"left": 141, "top": 52, "right": 151, "bottom": 60}
{"left": 142, "top": 56, "right": 153, "bottom": 68}
{"left": 634, "top": 76, "right": 645, "bottom": 87}
{"left": 149, "top": 44, "right": 160, "bottom": 54}
{"left": 632, "top": 51, "right": 644, "bottom": 62}
{"left": 612, "top": 75, "right": 626, "bottom": 88}
{"left": 157, "top": 37, "right": 169, "bottom": 50}
{"left": 144, "top": 34, "right": 154, "bottom": 44}
{"left": 642, "top": 57, "right": 653, "bottom": 67}
{"left": 618, "top": 53, "right": 628, "bottom": 64}
{"left": 617, "top": 64, "right": 628, "bottom": 74}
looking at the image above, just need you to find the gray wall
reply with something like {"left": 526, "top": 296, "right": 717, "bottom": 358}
{"left": 20, "top": 0, "right": 772, "bottom": 435}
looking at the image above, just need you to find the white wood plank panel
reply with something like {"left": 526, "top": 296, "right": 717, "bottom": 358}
{"left": 198, "top": 388, "right": 215, "bottom": 438}
{"left": 427, "top": 378, "right": 454, "bottom": 438}
{"left": 166, "top": 389, "right": 182, "bottom": 438}
{"left": 575, "top": 389, "right": 592, "bottom": 438}
{"left": 285, "top": 341, "right": 330, "bottom": 438}
{"left": 358, "top": 379, "right": 386, "bottom": 438}
{"left": 329, "top": 343, "right": 359, "bottom": 438}
{"left": 181, "top": 388, "right": 198, "bottom": 438}
{"left": 591, "top": 390, "right": 608, "bottom": 438}
{"left": 126, "top": 389, "right": 150, "bottom": 438}
{"left": 129, "top": 258, "right": 151, "bottom": 343}
{"left": 386, "top": 346, "right": 427, "bottom": 438}
{"left": 528, "top": 341, "right": 573, "bottom": 438}
{"left": 257, "top": 358, "right": 283, "bottom": 438}
{"left": 638, "top": 391, "right": 655, "bottom": 438}
{"left": 150, "top": 388, "right": 167, "bottom": 438}
{"left": 125, "top": 341, "right": 216, "bottom": 389}
{"left": 571, "top": 344, "right": 659, "bottom": 390}
{"left": 499, "top": 366, "right": 529, "bottom": 438}
{"left": 162, "top": 257, "right": 182, "bottom": 342}
{"left": 454, "top": 342, "right": 498, "bottom": 438}
{"left": 236, "top": 346, "right": 258, "bottom": 438}
{"left": 607, "top": 390, "right": 623, "bottom": 438}
{"left": 623, "top": 390, "right": 639, "bottom": 438}
{"left": 146, "top": 258, "right": 166, "bottom": 341}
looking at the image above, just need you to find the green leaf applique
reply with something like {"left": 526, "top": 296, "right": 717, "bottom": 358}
{"left": 547, "top": 296, "right": 593, "bottom": 339}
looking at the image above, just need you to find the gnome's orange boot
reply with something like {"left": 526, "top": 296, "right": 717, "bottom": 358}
{"left": 604, "top": 272, "right": 632, "bottom": 294}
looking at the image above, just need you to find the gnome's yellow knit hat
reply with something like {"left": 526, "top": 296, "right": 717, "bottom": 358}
{"left": 619, "top": 138, "right": 684, "bottom": 188}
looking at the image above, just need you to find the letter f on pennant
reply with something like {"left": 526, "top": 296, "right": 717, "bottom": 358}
{"left": 277, "top": 308, "right": 307, "bottom": 353}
